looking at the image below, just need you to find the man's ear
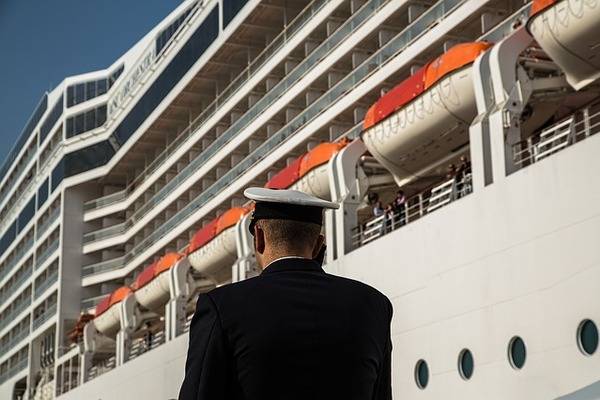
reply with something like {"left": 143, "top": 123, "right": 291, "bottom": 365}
{"left": 254, "top": 224, "right": 266, "bottom": 255}
{"left": 311, "top": 234, "right": 325, "bottom": 259}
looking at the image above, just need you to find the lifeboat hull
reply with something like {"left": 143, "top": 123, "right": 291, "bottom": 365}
{"left": 528, "top": 0, "right": 600, "bottom": 90}
{"left": 290, "top": 163, "right": 331, "bottom": 200}
{"left": 188, "top": 226, "right": 237, "bottom": 284}
{"left": 135, "top": 270, "right": 171, "bottom": 311}
{"left": 362, "top": 66, "right": 476, "bottom": 185}
{"left": 94, "top": 303, "right": 121, "bottom": 337}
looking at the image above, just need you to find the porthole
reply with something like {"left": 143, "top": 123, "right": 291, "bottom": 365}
{"left": 508, "top": 336, "right": 526, "bottom": 370}
{"left": 577, "top": 319, "right": 599, "bottom": 356}
{"left": 458, "top": 349, "right": 474, "bottom": 380}
{"left": 414, "top": 359, "right": 429, "bottom": 389}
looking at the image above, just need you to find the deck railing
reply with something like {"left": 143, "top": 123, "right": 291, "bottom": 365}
{"left": 36, "top": 239, "right": 59, "bottom": 269}
{"left": 352, "top": 175, "right": 472, "bottom": 248}
{"left": 32, "top": 304, "right": 57, "bottom": 332}
{"left": 37, "top": 208, "right": 61, "bottom": 240}
{"left": 0, "top": 237, "right": 34, "bottom": 282}
{"left": 83, "top": 0, "right": 332, "bottom": 212}
{"left": 81, "top": 0, "right": 467, "bottom": 278}
{"left": 513, "top": 103, "right": 600, "bottom": 168}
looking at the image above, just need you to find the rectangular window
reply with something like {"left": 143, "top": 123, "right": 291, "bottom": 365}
{"left": 40, "top": 95, "right": 63, "bottom": 143}
{"left": 37, "top": 178, "right": 49, "bottom": 210}
{"left": 87, "top": 81, "right": 96, "bottom": 99}
{"left": 97, "top": 105, "right": 107, "bottom": 126}
{"left": 75, "top": 84, "right": 85, "bottom": 104}
{"left": 84, "top": 109, "right": 96, "bottom": 131}
{"left": 51, "top": 160, "right": 65, "bottom": 192}
{"left": 66, "top": 117, "right": 74, "bottom": 138}
{"left": 223, "top": 0, "right": 249, "bottom": 28}
{"left": 74, "top": 113, "right": 84, "bottom": 136}
{"left": 97, "top": 79, "right": 108, "bottom": 95}
{"left": 67, "top": 86, "right": 75, "bottom": 107}
{"left": 17, "top": 197, "right": 35, "bottom": 232}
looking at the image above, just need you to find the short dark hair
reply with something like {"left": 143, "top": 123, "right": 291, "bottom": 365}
{"left": 259, "top": 219, "right": 321, "bottom": 252}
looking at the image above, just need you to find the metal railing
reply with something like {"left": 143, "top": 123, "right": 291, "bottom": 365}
{"left": 84, "top": 0, "right": 331, "bottom": 212}
{"left": 0, "top": 174, "right": 37, "bottom": 234}
{"left": 34, "top": 272, "right": 59, "bottom": 299}
{"left": 36, "top": 239, "right": 59, "bottom": 269}
{"left": 0, "top": 298, "right": 31, "bottom": 333}
{"left": 37, "top": 208, "right": 61, "bottom": 239}
{"left": 0, "top": 237, "right": 34, "bottom": 282}
{"left": 0, "top": 357, "right": 27, "bottom": 384}
{"left": 83, "top": 0, "right": 398, "bottom": 244}
{"left": 80, "top": 294, "right": 110, "bottom": 310}
{"left": 0, "top": 267, "right": 32, "bottom": 306}
{"left": 0, "top": 328, "right": 30, "bottom": 359}
{"left": 88, "top": 356, "right": 116, "bottom": 381}
{"left": 81, "top": 0, "right": 467, "bottom": 277}
{"left": 353, "top": 175, "right": 473, "bottom": 248}
{"left": 513, "top": 103, "right": 600, "bottom": 168}
{"left": 128, "top": 330, "right": 166, "bottom": 360}
{"left": 0, "top": 149, "right": 36, "bottom": 215}
{"left": 32, "top": 304, "right": 57, "bottom": 331}
{"left": 107, "top": 1, "right": 202, "bottom": 119}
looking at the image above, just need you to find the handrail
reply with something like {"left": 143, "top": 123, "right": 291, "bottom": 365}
{"left": 0, "top": 237, "right": 34, "bottom": 282}
{"left": 37, "top": 208, "right": 61, "bottom": 239}
{"left": 353, "top": 174, "right": 472, "bottom": 248}
{"left": 82, "top": 0, "right": 391, "bottom": 244}
{"left": 35, "top": 240, "right": 60, "bottom": 269}
{"left": 84, "top": 0, "right": 331, "bottom": 212}
{"left": 33, "top": 304, "right": 57, "bottom": 331}
{"left": 34, "top": 271, "right": 59, "bottom": 299}
{"left": 82, "top": 0, "right": 468, "bottom": 277}
{"left": 0, "top": 266, "right": 32, "bottom": 307}
{"left": 513, "top": 102, "right": 600, "bottom": 168}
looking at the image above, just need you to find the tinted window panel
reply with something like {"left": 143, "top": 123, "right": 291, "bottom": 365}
{"left": 115, "top": 7, "right": 218, "bottom": 147}
{"left": 51, "top": 160, "right": 65, "bottom": 192}
{"left": 64, "top": 141, "right": 116, "bottom": 178}
{"left": 75, "top": 113, "right": 84, "bottom": 136}
{"left": 0, "top": 94, "right": 46, "bottom": 179}
{"left": 40, "top": 95, "right": 63, "bottom": 142}
{"left": 17, "top": 197, "right": 35, "bottom": 231}
{"left": 85, "top": 109, "right": 96, "bottom": 131}
{"left": 223, "top": 0, "right": 249, "bottom": 27}
{"left": 87, "top": 81, "right": 97, "bottom": 99}
{"left": 37, "top": 178, "right": 49, "bottom": 210}
{"left": 0, "top": 222, "right": 17, "bottom": 256}
{"left": 67, "top": 86, "right": 75, "bottom": 107}
{"left": 75, "top": 84, "right": 85, "bottom": 104}
{"left": 97, "top": 79, "right": 108, "bottom": 95}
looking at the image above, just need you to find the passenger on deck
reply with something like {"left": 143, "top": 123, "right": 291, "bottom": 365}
{"left": 373, "top": 201, "right": 385, "bottom": 217}
{"left": 456, "top": 156, "right": 472, "bottom": 197}
{"left": 391, "top": 190, "right": 406, "bottom": 227}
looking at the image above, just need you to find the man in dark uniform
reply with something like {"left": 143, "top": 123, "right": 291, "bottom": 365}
{"left": 179, "top": 187, "right": 393, "bottom": 400}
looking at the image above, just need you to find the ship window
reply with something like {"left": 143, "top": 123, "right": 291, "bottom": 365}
{"left": 414, "top": 359, "right": 429, "bottom": 389}
{"left": 86, "top": 81, "right": 97, "bottom": 99}
{"left": 508, "top": 336, "right": 526, "bottom": 370}
{"left": 578, "top": 319, "right": 598, "bottom": 356}
{"left": 458, "top": 349, "right": 474, "bottom": 380}
{"left": 97, "top": 79, "right": 108, "bottom": 95}
{"left": 223, "top": 0, "right": 249, "bottom": 27}
{"left": 75, "top": 84, "right": 85, "bottom": 104}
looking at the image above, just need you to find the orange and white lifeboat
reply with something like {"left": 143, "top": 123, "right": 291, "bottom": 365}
{"left": 266, "top": 140, "right": 348, "bottom": 199}
{"left": 187, "top": 207, "right": 250, "bottom": 284}
{"left": 93, "top": 286, "right": 132, "bottom": 336}
{"left": 527, "top": 0, "right": 600, "bottom": 90}
{"left": 134, "top": 252, "right": 183, "bottom": 311}
{"left": 362, "top": 42, "right": 492, "bottom": 185}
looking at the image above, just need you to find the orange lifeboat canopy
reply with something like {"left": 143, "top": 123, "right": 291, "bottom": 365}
{"left": 134, "top": 252, "right": 183, "bottom": 290}
{"left": 187, "top": 207, "right": 251, "bottom": 255}
{"left": 363, "top": 41, "right": 492, "bottom": 130}
{"left": 94, "top": 286, "right": 133, "bottom": 317}
{"left": 266, "top": 140, "right": 348, "bottom": 189}
{"left": 530, "top": 0, "right": 556, "bottom": 15}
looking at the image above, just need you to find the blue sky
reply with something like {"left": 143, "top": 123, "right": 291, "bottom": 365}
{"left": 0, "top": 0, "right": 180, "bottom": 163}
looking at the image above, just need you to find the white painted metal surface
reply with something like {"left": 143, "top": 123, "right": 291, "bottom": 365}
{"left": 134, "top": 271, "right": 171, "bottom": 311}
{"left": 188, "top": 226, "right": 237, "bottom": 284}
{"left": 528, "top": 0, "right": 600, "bottom": 90}
{"left": 362, "top": 66, "right": 477, "bottom": 185}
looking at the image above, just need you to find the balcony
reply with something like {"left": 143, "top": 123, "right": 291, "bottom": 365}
{"left": 0, "top": 299, "right": 31, "bottom": 333}
{"left": 34, "top": 271, "right": 59, "bottom": 299}
{"left": 513, "top": 102, "right": 600, "bottom": 170}
{"left": 36, "top": 240, "right": 59, "bottom": 269}
{"left": 353, "top": 175, "right": 473, "bottom": 248}
{"left": 84, "top": 0, "right": 331, "bottom": 213}
{"left": 32, "top": 304, "right": 57, "bottom": 332}
{"left": 0, "top": 267, "right": 32, "bottom": 306}
{"left": 0, "top": 328, "right": 30, "bottom": 359}
{"left": 37, "top": 208, "right": 61, "bottom": 240}
{"left": 0, "top": 357, "right": 27, "bottom": 385}
{"left": 82, "top": 0, "right": 467, "bottom": 278}
{"left": 0, "top": 237, "right": 33, "bottom": 283}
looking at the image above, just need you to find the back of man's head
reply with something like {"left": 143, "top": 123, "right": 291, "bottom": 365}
{"left": 259, "top": 219, "right": 321, "bottom": 255}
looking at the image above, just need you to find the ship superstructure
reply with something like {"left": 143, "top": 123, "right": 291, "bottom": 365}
{"left": 0, "top": 0, "right": 599, "bottom": 399}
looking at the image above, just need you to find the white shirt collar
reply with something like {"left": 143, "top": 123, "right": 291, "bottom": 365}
{"left": 263, "top": 256, "right": 310, "bottom": 270}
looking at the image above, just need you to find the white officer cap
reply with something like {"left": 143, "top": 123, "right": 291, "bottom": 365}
{"left": 244, "top": 187, "right": 339, "bottom": 234}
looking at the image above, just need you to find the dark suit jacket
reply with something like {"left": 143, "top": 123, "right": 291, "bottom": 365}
{"left": 179, "top": 257, "right": 393, "bottom": 400}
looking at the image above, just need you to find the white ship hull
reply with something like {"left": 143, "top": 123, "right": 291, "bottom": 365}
{"left": 55, "top": 131, "right": 600, "bottom": 400}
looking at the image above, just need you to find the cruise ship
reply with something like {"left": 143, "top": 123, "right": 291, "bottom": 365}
{"left": 0, "top": 0, "right": 599, "bottom": 398}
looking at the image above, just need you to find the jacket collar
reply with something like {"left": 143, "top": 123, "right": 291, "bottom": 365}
{"left": 261, "top": 257, "right": 324, "bottom": 275}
